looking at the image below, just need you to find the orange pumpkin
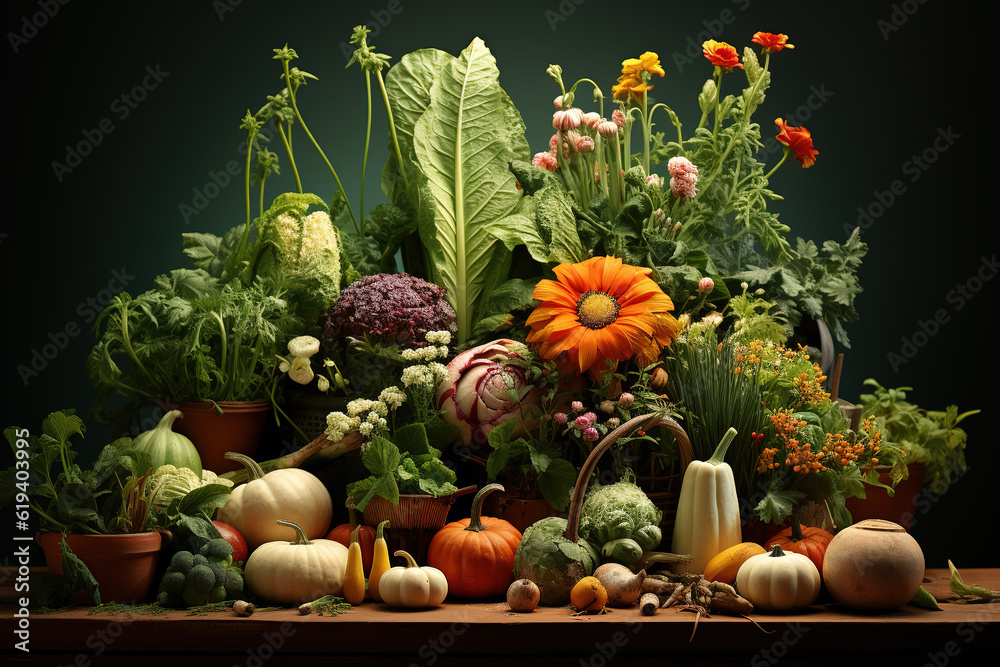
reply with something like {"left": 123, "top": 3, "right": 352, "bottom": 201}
{"left": 427, "top": 484, "right": 522, "bottom": 598}
{"left": 326, "top": 497, "right": 377, "bottom": 575}
{"left": 765, "top": 520, "right": 833, "bottom": 575}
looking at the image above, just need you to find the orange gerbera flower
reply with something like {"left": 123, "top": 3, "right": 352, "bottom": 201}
{"left": 702, "top": 40, "right": 743, "bottom": 70}
{"left": 752, "top": 32, "right": 794, "bottom": 53}
{"left": 525, "top": 256, "right": 680, "bottom": 376}
{"left": 774, "top": 118, "right": 818, "bottom": 168}
{"left": 612, "top": 51, "right": 665, "bottom": 101}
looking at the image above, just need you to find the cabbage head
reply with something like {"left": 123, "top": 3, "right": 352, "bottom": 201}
{"left": 577, "top": 479, "right": 663, "bottom": 564}
{"left": 144, "top": 464, "right": 230, "bottom": 512}
{"left": 513, "top": 516, "right": 600, "bottom": 606}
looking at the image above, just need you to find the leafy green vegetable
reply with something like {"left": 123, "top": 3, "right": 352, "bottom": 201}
{"left": 948, "top": 560, "right": 998, "bottom": 601}
{"left": 513, "top": 515, "right": 601, "bottom": 606}
{"left": 577, "top": 475, "right": 663, "bottom": 563}
{"left": 346, "top": 431, "right": 458, "bottom": 510}
{"left": 860, "top": 379, "right": 978, "bottom": 492}
{"left": 385, "top": 37, "right": 530, "bottom": 344}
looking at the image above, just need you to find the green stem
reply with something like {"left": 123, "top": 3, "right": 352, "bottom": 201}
{"left": 360, "top": 71, "right": 373, "bottom": 234}
{"left": 376, "top": 69, "right": 409, "bottom": 191}
{"left": 277, "top": 519, "right": 311, "bottom": 545}
{"left": 277, "top": 124, "right": 302, "bottom": 194}
{"left": 225, "top": 452, "right": 266, "bottom": 481}
{"left": 641, "top": 91, "right": 650, "bottom": 176}
{"left": 707, "top": 427, "right": 737, "bottom": 465}
{"left": 762, "top": 149, "right": 790, "bottom": 181}
{"left": 465, "top": 484, "right": 503, "bottom": 532}
{"left": 282, "top": 60, "right": 355, "bottom": 226}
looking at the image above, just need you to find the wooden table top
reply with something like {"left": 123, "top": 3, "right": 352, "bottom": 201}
{"left": 2, "top": 568, "right": 997, "bottom": 665}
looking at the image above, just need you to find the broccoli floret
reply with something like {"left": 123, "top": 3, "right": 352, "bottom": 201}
{"left": 223, "top": 568, "right": 244, "bottom": 597}
{"left": 169, "top": 550, "right": 195, "bottom": 573}
{"left": 208, "top": 563, "right": 228, "bottom": 587}
{"left": 200, "top": 538, "right": 234, "bottom": 561}
{"left": 160, "top": 571, "right": 187, "bottom": 595}
{"left": 188, "top": 564, "right": 216, "bottom": 594}
{"left": 192, "top": 554, "right": 209, "bottom": 567}
{"left": 209, "top": 585, "right": 228, "bottom": 604}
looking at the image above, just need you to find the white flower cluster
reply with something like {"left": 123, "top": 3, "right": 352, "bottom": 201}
{"left": 378, "top": 386, "right": 407, "bottom": 409}
{"left": 400, "top": 345, "right": 449, "bottom": 362}
{"left": 424, "top": 330, "right": 452, "bottom": 345}
{"left": 325, "top": 411, "right": 360, "bottom": 443}
{"left": 401, "top": 362, "right": 449, "bottom": 389}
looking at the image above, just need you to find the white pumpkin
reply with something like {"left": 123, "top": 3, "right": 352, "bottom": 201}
{"left": 736, "top": 545, "right": 821, "bottom": 612}
{"left": 245, "top": 519, "right": 349, "bottom": 604}
{"left": 379, "top": 550, "right": 449, "bottom": 608}
{"left": 218, "top": 453, "right": 332, "bottom": 550}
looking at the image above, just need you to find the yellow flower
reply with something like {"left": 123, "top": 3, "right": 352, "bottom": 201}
{"left": 612, "top": 51, "right": 665, "bottom": 101}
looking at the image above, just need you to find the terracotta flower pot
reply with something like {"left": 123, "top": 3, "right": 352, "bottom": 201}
{"left": 481, "top": 490, "right": 562, "bottom": 534}
{"left": 844, "top": 462, "right": 925, "bottom": 530}
{"left": 36, "top": 531, "right": 166, "bottom": 604}
{"left": 171, "top": 400, "right": 272, "bottom": 474}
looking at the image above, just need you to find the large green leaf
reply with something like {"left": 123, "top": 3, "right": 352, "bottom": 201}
{"left": 409, "top": 38, "right": 528, "bottom": 343}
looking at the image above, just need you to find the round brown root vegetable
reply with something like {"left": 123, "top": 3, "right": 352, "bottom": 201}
{"left": 507, "top": 579, "right": 541, "bottom": 612}
{"left": 593, "top": 563, "right": 647, "bottom": 607}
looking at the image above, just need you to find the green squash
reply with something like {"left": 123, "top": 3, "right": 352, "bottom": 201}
{"left": 134, "top": 410, "right": 202, "bottom": 476}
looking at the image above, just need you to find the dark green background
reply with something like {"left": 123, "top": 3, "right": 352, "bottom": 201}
{"left": 2, "top": 0, "right": 997, "bottom": 566}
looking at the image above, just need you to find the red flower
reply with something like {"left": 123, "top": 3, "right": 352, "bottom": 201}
{"left": 752, "top": 32, "right": 794, "bottom": 53}
{"left": 774, "top": 118, "right": 818, "bottom": 168}
{"left": 702, "top": 40, "right": 743, "bottom": 70}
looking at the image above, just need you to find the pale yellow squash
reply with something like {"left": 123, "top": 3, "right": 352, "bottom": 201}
{"left": 245, "top": 519, "right": 349, "bottom": 604}
{"left": 217, "top": 452, "right": 333, "bottom": 550}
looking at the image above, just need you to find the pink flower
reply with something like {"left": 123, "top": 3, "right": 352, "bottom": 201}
{"left": 617, "top": 393, "right": 634, "bottom": 408}
{"left": 554, "top": 412, "right": 568, "bottom": 424}
{"left": 577, "top": 136, "right": 594, "bottom": 153}
{"left": 532, "top": 151, "right": 558, "bottom": 172}
{"left": 645, "top": 174, "right": 664, "bottom": 188}
{"left": 667, "top": 156, "right": 698, "bottom": 177}
{"left": 597, "top": 120, "right": 619, "bottom": 139}
{"left": 699, "top": 277, "right": 715, "bottom": 293}
{"left": 574, "top": 415, "right": 591, "bottom": 430}
{"left": 582, "top": 412, "right": 597, "bottom": 425}
{"left": 583, "top": 112, "right": 601, "bottom": 129}
{"left": 670, "top": 172, "right": 698, "bottom": 198}
{"left": 553, "top": 95, "right": 564, "bottom": 109}
{"left": 436, "top": 339, "right": 541, "bottom": 447}
{"left": 571, "top": 400, "right": 584, "bottom": 413}
{"left": 583, "top": 427, "right": 600, "bottom": 442}
{"left": 612, "top": 109, "right": 627, "bottom": 127}
{"left": 553, "top": 107, "right": 584, "bottom": 130}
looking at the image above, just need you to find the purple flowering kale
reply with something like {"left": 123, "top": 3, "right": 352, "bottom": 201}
{"left": 321, "top": 273, "right": 457, "bottom": 351}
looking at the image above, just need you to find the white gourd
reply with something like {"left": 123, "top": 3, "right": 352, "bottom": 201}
{"left": 245, "top": 519, "right": 349, "bottom": 604}
{"left": 378, "top": 550, "right": 449, "bottom": 608}
{"left": 217, "top": 453, "right": 333, "bottom": 550}
{"left": 670, "top": 427, "right": 742, "bottom": 573}
{"left": 736, "top": 545, "right": 821, "bottom": 611}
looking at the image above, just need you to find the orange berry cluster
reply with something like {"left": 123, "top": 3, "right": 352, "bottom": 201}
{"left": 784, "top": 438, "right": 827, "bottom": 473}
{"left": 756, "top": 447, "right": 780, "bottom": 474}
{"left": 793, "top": 362, "right": 830, "bottom": 405}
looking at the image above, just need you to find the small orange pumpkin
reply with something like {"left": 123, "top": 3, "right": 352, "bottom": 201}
{"left": 326, "top": 497, "right": 377, "bottom": 575}
{"left": 765, "top": 520, "right": 833, "bottom": 575}
{"left": 427, "top": 484, "right": 523, "bottom": 598}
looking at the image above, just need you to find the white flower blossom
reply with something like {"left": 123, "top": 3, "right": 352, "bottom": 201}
{"left": 325, "top": 411, "right": 360, "bottom": 442}
{"left": 401, "top": 365, "right": 434, "bottom": 387}
{"left": 425, "top": 330, "right": 452, "bottom": 345}
{"left": 378, "top": 386, "right": 407, "bottom": 409}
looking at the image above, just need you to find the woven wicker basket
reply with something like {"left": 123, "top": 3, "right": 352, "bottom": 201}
{"left": 362, "top": 486, "right": 476, "bottom": 563}
{"left": 633, "top": 427, "right": 694, "bottom": 547}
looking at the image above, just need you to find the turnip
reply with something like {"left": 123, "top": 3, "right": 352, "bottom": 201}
{"left": 593, "top": 563, "right": 647, "bottom": 607}
{"left": 506, "top": 578, "right": 540, "bottom": 612}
